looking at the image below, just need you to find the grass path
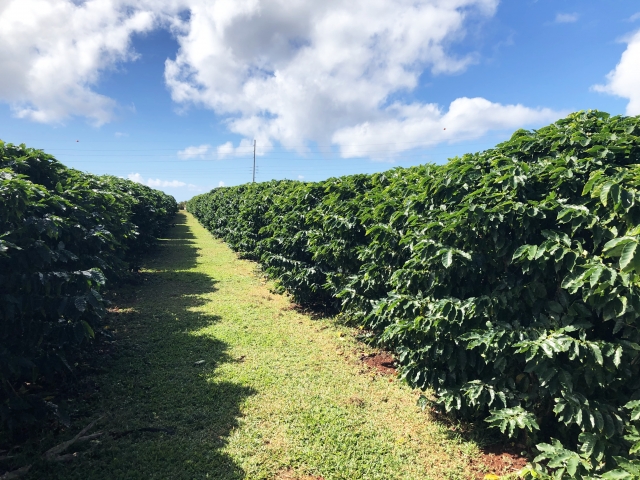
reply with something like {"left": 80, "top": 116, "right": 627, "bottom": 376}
{"left": 27, "top": 212, "right": 485, "bottom": 479}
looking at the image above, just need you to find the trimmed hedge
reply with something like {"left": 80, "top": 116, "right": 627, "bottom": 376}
{"left": 0, "top": 141, "right": 177, "bottom": 433}
{"left": 188, "top": 111, "right": 640, "bottom": 478}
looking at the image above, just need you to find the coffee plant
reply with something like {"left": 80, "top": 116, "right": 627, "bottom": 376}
{"left": 0, "top": 141, "right": 177, "bottom": 434}
{"left": 188, "top": 111, "right": 640, "bottom": 478}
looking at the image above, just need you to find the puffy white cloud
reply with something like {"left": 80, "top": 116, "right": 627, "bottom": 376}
{"left": 216, "top": 139, "right": 268, "bottom": 158}
{"left": 128, "top": 172, "right": 199, "bottom": 189}
{"left": 147, "top": 178, "right": 187, "bottom": 188}
{"left": 1, "top": 0, "right": 566, "bottom": 158}
{"left": 127, "top": 173, "right": 145, "bottom": 184}
{"left": 0, "top": 0, "right": 177, "bottom": 124}
{"left": 333, "top": 97, "right": 561, "bottom": 159}
{"left": 218, "top": 181, "right": 225, "bottom": 187}
{"left": 178, "top": 144, "right": 211, "bottom": 159}
{"left": 216, "top": 142, "right": 235, "bottom": 159}
{"left": 555, "top": 13, "right": 579, "bottom": 24}
{"left": 593, "top": 29, "right": 640, "bottom": 115}
{"left": 165, "top": 0, "right": 503, "bottom": 152}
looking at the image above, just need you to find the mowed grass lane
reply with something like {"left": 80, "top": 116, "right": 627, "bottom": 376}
{"left": 27, "top": 211, "right": 483, "bottom": 480}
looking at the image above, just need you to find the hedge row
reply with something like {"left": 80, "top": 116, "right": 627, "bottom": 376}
{"left": 0, "top": 141, "right": 177, "bottom": 434}
{"left": 188, "top": 111, "right": 640, "bottom": 479}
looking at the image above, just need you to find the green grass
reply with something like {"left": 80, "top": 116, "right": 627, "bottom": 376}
{"left": 16, "top": 212, "right": 485, "bottom": 479}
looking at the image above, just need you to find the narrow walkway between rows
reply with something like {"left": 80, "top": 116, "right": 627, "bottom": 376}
{"left": 33, "top": 212, "right": 485, "bottom": 480}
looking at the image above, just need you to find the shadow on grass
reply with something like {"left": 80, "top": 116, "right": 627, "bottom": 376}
{"left": 154, "top": 213, "right": 200, "bottom": 271}
{"left": 20, "top": 212, "right": 256, "bottom": 480}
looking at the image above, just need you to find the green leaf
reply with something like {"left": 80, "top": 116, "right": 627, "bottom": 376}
{"left": 579, "top": 432, "right": 597, "bottom": 458}
{"left": 566, "top": 454, "right": 579, "bottom": 476}
{"left": 582, "top": 175, "right": 600, "bottom": 195}
{"left": 604, "top": 414, "right": 616, "bottom": 438}
{"left": 589, "top": 265, "right": 604, "bottom": 288}
{"left": 513, "top": 244, "right": 530, "bottom": 261}
{"left": 594, "top": 410, "right": 604, "bottom": 431}
{"left": 590, "top": 344, "right": 603, "bottom": 365}
{"left": 610, "top": 183, "right": 621, "bottom": 206}
{"left": 613, "top": 347, "right": 623, "bottom": 368}
{"left": 603, "top": 298, "right": 624, "bottom": 321}
{"left": 601, "top": 470, "right": 635, "bottom": 480}
{"left": 442, "top": 250, "right": 453, "bottom": 268}
{"left": 612, "top": 458, "right": 640, "bottom": 476}
{"left": 619, "top": 241, "right": 638, "bottom": 271}
{"left": 82, "top": 320, "right": 95, "bottom": 339}
{"left": 603, "top": 237, "right": 636, "bottom": 258}
{"left": 600, "top": 181, "right": 613, "bottom": 206}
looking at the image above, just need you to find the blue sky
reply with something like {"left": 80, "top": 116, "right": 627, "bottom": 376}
{"left": 1, "top": 0, "right": 639, "bottom": 201}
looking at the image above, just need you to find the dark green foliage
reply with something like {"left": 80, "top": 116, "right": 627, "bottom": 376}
{"left": 0, "top": 141, "right": 177, "bottom": 434}
{"left": 188, "top": 111, "right": 640, "bottom": 478}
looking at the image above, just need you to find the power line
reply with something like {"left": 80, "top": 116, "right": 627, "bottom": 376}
{"left": 25, "top": 137, "right": 503, "bottom": 189}
{"left": 45, "top": 143, "right": 492, "bottom": 153}
{"left": 25, "top": 135, "right": 506, "bottom": 148}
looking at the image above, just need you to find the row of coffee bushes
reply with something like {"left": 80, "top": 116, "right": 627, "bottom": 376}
{"left": 0, "top": 141, "right": 177, "bottom": 434}
{"left": 188, "top": 111, "right": 640, "bottom": 478}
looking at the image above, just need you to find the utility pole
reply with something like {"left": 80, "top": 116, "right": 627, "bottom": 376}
{"left": 252, "top": 139, "right": 256, "bottom": 183}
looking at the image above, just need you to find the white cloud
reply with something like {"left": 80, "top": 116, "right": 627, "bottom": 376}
{"left": 178, "top": 144, "right": 211, "bottom": 159}
{"left": 555, "top": 13, "right": 579, "bottom": 24}
{"left": 114, "top": 132, "right": 129, "bottom": 137}
{"left": 629, "top": 12, "right": 640, "bottom": 22}
{"left": 216, "top": 139, "right": 269, "bottom": 159}
{"left": 128, "top": 172, "right": 200, "bottom": 190}
{"left": 0, "top": 0, "right": 179, "bottom": 125}
{"left": 165, "top": 0, "right": 504, "bottom": 152}
{"left": 218, "top": 181, "right": 225, "bottom": 187}
{"left": 297, "top": 175, "right": 304, "bottom": 180}
{"left": 593, "top": 29, "right": 640, "bottom": 115}
{"left": 216, "top": 142, "right": 235, "bottom": 159}
{"left": 127, "top": 173, "right": 145, "bottom": 184}
{"left": 147, "top": 178, "right": 187, "bottom": 188}
{"left": 333, "top": 97, "right": 562, "bottom": 159}
{"left": 0, "top": 0, "right": 564, "bottom": 158}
